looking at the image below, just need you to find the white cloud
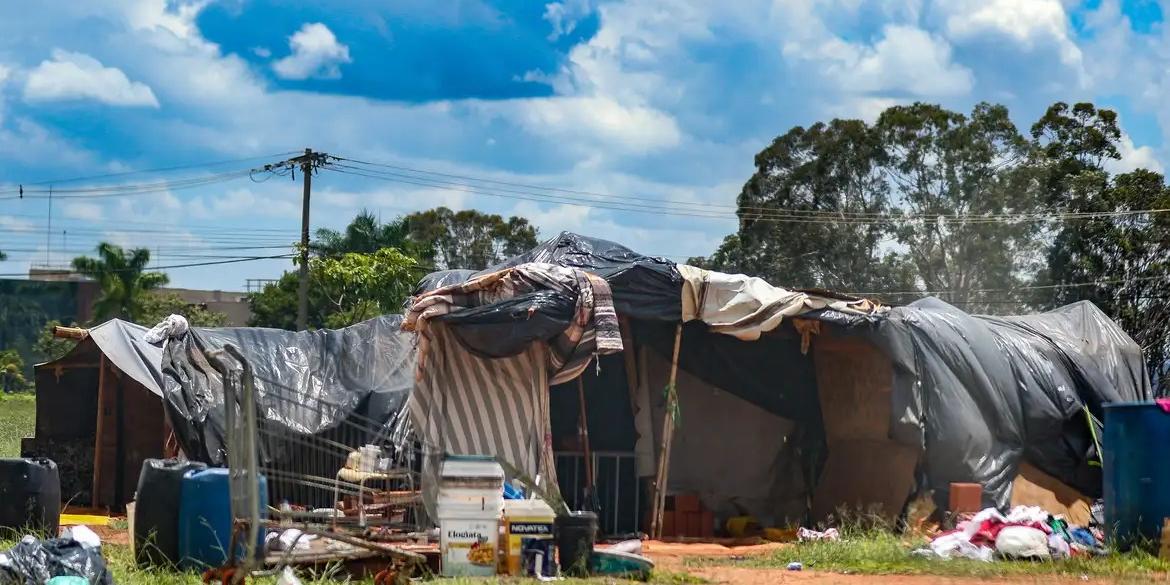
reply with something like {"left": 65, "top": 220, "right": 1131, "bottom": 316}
{"left": 942, "top": 0, "right": 1083, "bottom": 70}
{"left": 543, "top": 0, "right": 593, "bottom": 41}
{"left": 62, "top": 202, "right": 105, "bottom": 221}
{"left": 252, "top": 46, "right": 272, "bottom": 58}
{"left": 272, "top": 23, "right": 352, "bottom": 80}
{"left": 796, "top": 24, "right": 974, "bottom": 97}
{"left": 496, "top": 96, "right": 682, "bottom": 154}
{"left": 23, "top": 49, "right": 159, "bottom": 107}
{"left": 1105, "top": 133, "right": 1164, "bottom": 174}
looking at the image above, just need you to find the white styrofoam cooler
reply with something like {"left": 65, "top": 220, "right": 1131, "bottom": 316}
{"left": 437, "top": 457, "right": 505, "bottom": 577}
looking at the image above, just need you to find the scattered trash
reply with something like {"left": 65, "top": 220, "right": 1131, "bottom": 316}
{"left": 276, "top": 566, "right": 303, "bottom": 585}
{"left": 608, "top": 540, "right": 643, "bottom": 555}
{"left": 60, "top": 526, "right": 101, "bottom": 550}
{"left": 919, "top": 505, "right": 1106, "bottom": 562}
{"left": 0, "top": 535, "right": 114, "bottom": 585}
{"left": 786, "top": 562, "right": 803, "bottom": 571}
{"left": 144, "top": 314, "right": 189, "bottom": 344}
{"left": 797, "top": 527, "right": 840, "bottom": 542}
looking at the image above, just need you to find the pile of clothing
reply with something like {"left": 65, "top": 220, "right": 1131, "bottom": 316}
{"left": 917, "top": 506, "right": 1105, "bottom": 562}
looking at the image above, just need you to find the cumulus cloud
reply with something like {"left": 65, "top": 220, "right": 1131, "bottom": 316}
{"left": 543, "top": 0, "right": 593, "bottom": 41}
{"left": 272, "top": 23, "right": 351, "bottom": 80}
{"left": 23, "top": 49, "right": 159, "bottom": 107}
{"left": 942, "top": 0, "right": 1083, "bottom": 70}
{"left": 1105, "top": 133, "right": 1164, "bottom": 175}
{"left": 798, "top": 24, "right": 974, "bottom": 97}
{"left": 62, "top": 202, "right": 105, "bottom": 221}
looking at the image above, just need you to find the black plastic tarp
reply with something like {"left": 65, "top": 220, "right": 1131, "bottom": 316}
{"left": 871, "top": 298, "right": 1151, "bottom": 507}
{"left": 161, "top": 315, "right": 416, "bottom": 466}
{"left": 416, "top": 231, "right": 683, "bottom": 321}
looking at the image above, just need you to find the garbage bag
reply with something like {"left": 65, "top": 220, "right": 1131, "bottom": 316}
{"left": 0, "top": 536, "right": 114, "bottom": 585}
{"left": 994, "top": 526, "right": 1050, "bottom": 560}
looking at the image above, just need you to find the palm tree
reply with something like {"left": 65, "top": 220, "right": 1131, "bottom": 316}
{"left": 72, "top": 243, "right": 169, "bottom": 323}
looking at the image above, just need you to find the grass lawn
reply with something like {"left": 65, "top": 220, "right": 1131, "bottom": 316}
{"left": 0, "top": 392, "right": 35, "bottom": 458}
{"left": 0, "top": 539, "right": 698, "bottom": 585}
{"left": 687, "top": 529, "right": 1170, "bottom": 581}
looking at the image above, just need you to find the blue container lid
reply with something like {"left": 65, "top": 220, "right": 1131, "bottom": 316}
{"left": 1103, "top": 401, "right": 1163, "bottom": 410}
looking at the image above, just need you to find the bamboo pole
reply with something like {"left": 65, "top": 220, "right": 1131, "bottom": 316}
{"left": 618, "top": 317, "right": 640, "bottom": 419}
{"left": 649, "top": 323, "right": 683, "bottom": 539}
{"left": 92, "top": 354, "right": 107, "bottom": 509}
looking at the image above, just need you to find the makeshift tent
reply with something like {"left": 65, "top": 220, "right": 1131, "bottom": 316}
{"left": 409, "top": 232, "right": 1151, "bottom": 531}
{"left": 25, "top": 317, "right": 417, "bottom": 510}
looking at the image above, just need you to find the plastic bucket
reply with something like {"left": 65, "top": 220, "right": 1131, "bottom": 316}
{"left": 556, "top": 511, "right": 598, "bottom": 576}
{"left": 438, "top": 514, "right": 499, "bottom": 577}
{"left": 1104, "top": 402, "right": 1170, "bottom": 550}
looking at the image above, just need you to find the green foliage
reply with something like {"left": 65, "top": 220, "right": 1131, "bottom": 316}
{"left": 310, "top": 247, "right": 418, "bottom": 328}
{"left": 247, "top": 271, "right": 332, "bottom": 329}
{"left": 72, "top": 243, "right": 169, "bottom": 323}
{"left": 33, "top": 320, "right": 77, "bottom": 364}
{"left": 138, "top": 292, "right": 229, "bottom": 328}
{"left": 0, "top": 349, "right": 29, "bottom": 393}
{"left": 251, "top": 208, "right": 539, "bottom": 330}
{"left": 404, "top": 206, "right": 539, "bottom": 270}
{"left": 314, "top": 209, "right": 426, "bottom": 259}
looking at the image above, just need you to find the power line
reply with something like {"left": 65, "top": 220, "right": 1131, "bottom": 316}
{"left": 325, "top": 162, "right": 1170, "bottom": 226}
{"left": 845, "top": 274, "right": 1170, "bottom": 297}
{"left": 4, "top": 151, "right": 300, "bottom": 189}
{"left": 332, "top": 155, "right": 1170, "bottom": 224}
{"left": 0, "top": 254, "right": 295, "bottom": 278}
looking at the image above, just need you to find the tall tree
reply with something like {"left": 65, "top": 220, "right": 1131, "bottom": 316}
{"left": 875, "top": 102, "right": 1043, "bottom": 310}
{"left": 72, "top": 243, "right": 169, "bottom": 323}
{"left": 404, "top": 207, "right": 539, "bottom": 270}
{"left": 693, "top": 119, "right": 915, "bottom": 292}
{"left": 314, "top": 209, "right": 424, "bottom": 258}
{"left": 248, "top": 272, "right": 332, "bottom": 330}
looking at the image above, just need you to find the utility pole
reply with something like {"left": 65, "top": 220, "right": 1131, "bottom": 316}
{"left": 297, "top": 148, "right": 314, "bottom": 331}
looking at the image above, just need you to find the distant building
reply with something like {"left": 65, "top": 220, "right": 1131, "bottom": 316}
{"left": 21, "top": 268, "right": 253, "bottom": 326}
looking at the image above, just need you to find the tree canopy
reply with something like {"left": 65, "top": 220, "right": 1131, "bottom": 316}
{"left": 694, "top": 100, "right": 1169, "bottom": 390}
{"left": 249, "top": 208, "right": 539, "bottom": 329}
{"left": 72, "top": 243, "right": 169, "bottom": 323}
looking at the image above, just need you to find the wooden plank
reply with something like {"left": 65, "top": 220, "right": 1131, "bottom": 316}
{"left": 649, "top": 323, "right": 682, "bottom": 539}
{"left": 91, "top": 355, "right": 107, "bottom": 509}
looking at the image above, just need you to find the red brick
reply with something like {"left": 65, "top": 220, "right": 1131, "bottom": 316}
{"left": 675, "top": 493, "right": 701, "bottom": 513}
{"left": 701, "top": 510, "right": 715, "bottom": 538}
{"left": 949, "top": 483, "right": 983, "bottom": 514}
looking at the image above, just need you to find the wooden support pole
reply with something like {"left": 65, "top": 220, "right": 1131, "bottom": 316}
{"left": 576, "top": 377, "right": 595, "bottom": 505}
{"left": 618, "top": 316, "right": 640, "bottom": 418}
{"left": 650, "top": 323, "right": 683, "bottom": 539}
{"left": 53, "top": 325, "right": 87, "bottom": 340}
{"left": 92, "top": 354, "right": 107, "bottom": 509}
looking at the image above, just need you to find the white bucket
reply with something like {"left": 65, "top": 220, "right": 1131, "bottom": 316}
{"left": 438, "top": 514, "right": 499, "bottom": 577}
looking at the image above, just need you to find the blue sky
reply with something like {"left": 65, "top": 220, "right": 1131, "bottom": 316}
{"left": 0, "top": 0, "right": 1168, "bottom": 290}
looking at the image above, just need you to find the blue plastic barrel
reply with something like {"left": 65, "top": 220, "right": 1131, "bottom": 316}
{"left": 1103, "top": 402, "right": 1170, "bottom": 549}
{"left": 177, "top": 468, "right": 268, "bottom": 571}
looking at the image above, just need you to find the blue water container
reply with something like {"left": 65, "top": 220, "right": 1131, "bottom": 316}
{"left": 177, "top": 468, "right": 268, "bottom": 571}
{"left": 1103, "top": 402, "right": 1170, "bottom": 549}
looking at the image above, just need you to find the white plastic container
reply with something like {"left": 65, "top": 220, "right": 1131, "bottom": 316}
{"left": 360, "top": 445, "right": 381, "bottom": 472}
{"left": 437, "top": 457, "right": 505, "bottom": 577}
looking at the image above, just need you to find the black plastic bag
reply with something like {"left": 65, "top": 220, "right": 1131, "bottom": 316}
{"left": 0, "top": 536, "right": 114, "bottom": 585}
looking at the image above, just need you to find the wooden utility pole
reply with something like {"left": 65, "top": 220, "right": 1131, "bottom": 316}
{"left": 296, "top": 148, "right": 314, "bottom": 331}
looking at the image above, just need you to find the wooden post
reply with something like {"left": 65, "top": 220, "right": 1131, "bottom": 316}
{"left": 618, "top": 317, "right": 640, "bottom": 418}
{"left": 576, "top": 377, "right": 595, "bottom": 504}
{"left": 650, "top": 323, "right": 683, "bottom": 539}
{"left": 92, "top": 354, "right": 107, "bottom": 509}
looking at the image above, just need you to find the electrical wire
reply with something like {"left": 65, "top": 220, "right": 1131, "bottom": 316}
{"left": 0, "top": 254, "right": 296, "bottom": 277}
{"left": 324, "top": 161, "right": 1170, "bottom": 225}
{"left": 844, "top": 273, "right": 1170, "bottom": 297}
{"left": 4, "top": 151, "right": 300, "bottom": 189}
